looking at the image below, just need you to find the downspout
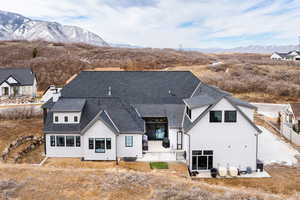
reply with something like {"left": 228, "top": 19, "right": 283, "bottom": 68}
{"left": 255, "top": 133, "right": 258, "bottom": 171}
{"left": 116, "top": 134, "right": 118, "bottom": 165}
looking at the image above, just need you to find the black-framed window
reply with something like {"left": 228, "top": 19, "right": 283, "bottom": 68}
{"left": 76, "top": 136, "right": 81, "bottom": 147}
{"left": 106, "top": 138, "right": 111, "bottom": 149}
{"left": 192, "top": 150, "right": 213, "bottom": 170}
{"left": 225, "top": 111, "right": 237, "bottom": 123}
{"left": 186, "top": 106, "right": 192, "bottom": 119}
{"left": 125, "top": 136, "right": 133, "bottom": 147}
{"left": 54, "top": 116, "right": 59, "bottom": 122}
{"left": 56, "top": 136, "right": 65, "bottom": 147}
{"left": 64, "top": 116, "right": 68, "bottom": 122}
{"left": 95, "top": 138, "right": 105, "bottom": 153}
{"left": 209, "top": 111, "right": 222, "bottom": 123}
{"left": 89, "top": 138, "right": 94, "bottom": 149}
{"left": 50, "top": 136, "right": 55, "bottom": 146}
{"left": 66, "top": 136, "right": 75, "bottom": 147}
{"left": 74, "top": 116, "right": 78, "bottom": 122}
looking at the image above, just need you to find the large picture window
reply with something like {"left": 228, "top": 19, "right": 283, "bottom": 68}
{"left": 66, "top": 136, "right": 75, "bottom": 147}
{"left": 50, "top": 136, "right": 55, "bottom": 146}
{"left": 209, "top": 111, "right": 222, "bottom": 123}
{"left": 56, "top": 136, "right": 65, "bottom": 147}
{"left": 192, "top": 150, "right": 213, "bottom": 170}
{"left": 125, "top": 136, "right": 133, "bottom": 147}
{"left": 225, "top": 111, "right": 237, "bottom": 123}
{"left": 144, "top": 118, "right": 168, "bottom": 140}
{"left": 95, "top": 138, "right": 105, "bottom": 153}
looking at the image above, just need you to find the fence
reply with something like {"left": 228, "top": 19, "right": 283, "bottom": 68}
{"left": 281, "top": 123, "right": 300, "bottom": 146}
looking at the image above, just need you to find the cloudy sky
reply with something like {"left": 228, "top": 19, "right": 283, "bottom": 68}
{"left": 1, "top": 0, "right": 300, "bottom": 48}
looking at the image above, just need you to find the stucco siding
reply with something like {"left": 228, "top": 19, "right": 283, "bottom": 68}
{"left": 117, "top": 134, "right": 143, "bottom": 158}
{"left": 189, "top": 98, "right": 257, "bottom": 171}
{"left": 46, "top": 134, "right": 83, "bottom": 157}
{"left": 83, "top": 120, "right": 116, "bottom": 160}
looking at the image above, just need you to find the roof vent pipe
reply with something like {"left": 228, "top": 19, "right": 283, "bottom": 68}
{"left": 108, "top": 86, "right": 112, "bottom": 96}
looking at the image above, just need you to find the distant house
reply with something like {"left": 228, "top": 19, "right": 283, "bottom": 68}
{"left": 280, "top": 103, "right": 300, "bottom": 146}
{"left": 271, "top": 51, "right": 300, "bottom": 61}
{"left": 0, "top": 68, "right": 37, "bottom": 97}
{"left": 41, "top": 85, "right": 62, "bottom": 102}
{"left": 42, "top": 71, "right": 261, "bottom": 172}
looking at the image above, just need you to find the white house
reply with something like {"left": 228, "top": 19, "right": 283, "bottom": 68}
{"left": 41, "top": 85, "right": 62, "bottom": 102}
{"left": 271, "top": 51, "right": 300, "bottom": 61}
{"left": 280, "top": 103, "right": 300, "bottom": 146}
{"left": 42, "top": 71, "right": 261, "bottom": 172}
{"left": 0, "top": 68, "right": 37, "bottom": 97}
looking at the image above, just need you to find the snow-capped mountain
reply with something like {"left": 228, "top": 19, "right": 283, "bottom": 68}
{"left": 186, "top": 45, "right": 300, "bottom": 54}
{"left": 0, "top": 10, "right": 108, "bottom": 46}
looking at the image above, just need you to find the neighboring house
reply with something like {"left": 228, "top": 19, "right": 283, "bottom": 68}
{"left": 0, "top": 68, "right": 37, "bottom": 97}
{"left": 41, "top": 85, "right": 62, "bottom": 102}
{"left": 42, "top": 71, "right": 261, "bottom": 172}
{"left": 280, "top": 103, "right": 300, "bottom": 146}
{"left": 271, "top": 51, "right": 300, "bottom": 61}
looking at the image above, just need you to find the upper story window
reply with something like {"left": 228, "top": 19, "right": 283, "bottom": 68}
{"left": 54, "top": 116, "right": 59, "bottom": 122}
{"left": 209, "top": 111, "right": 222, "bottom": 123}
{"left": 74, "top": 116, "right": 78, "bottom": 122}
{"left": 64, "top": 116, "right": 68, "bottom": 122}
{"left": 225, "top": 111, "right": 237, "bottom": 123}
{"left": 186, "top": 106, "right": 192, "bottom": 119}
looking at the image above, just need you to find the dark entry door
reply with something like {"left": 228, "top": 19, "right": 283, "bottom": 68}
{"left": 3, "top": 87, "right": 9, "bottom": 95}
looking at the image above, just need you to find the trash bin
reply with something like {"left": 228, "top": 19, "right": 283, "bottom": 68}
{"left": 210, "top": 168, "right": 218, "bottom": 178}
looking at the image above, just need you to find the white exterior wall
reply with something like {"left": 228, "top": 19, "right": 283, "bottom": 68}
{"left": 53, "top": 112, "right": 81, "bottom": 124}
{"left": 117, "top": 134, "right": 143, "bottom": 158}
{"left": 46, "top": 134, "right": 83, "bottom": 157}
{"left": 20, "top": 78, "right": 37, "bottom": 97}
{"left": 83, "top": 120, "right": 116, "bottom": 160}
{"left": 0, "top": 82, "right": 11, "bottom": 96}
{"left": 191, "top": 106, "right": 209, "bottom": 122}
{"left": 188, "top": 98, "right": 257, "bottom": 171}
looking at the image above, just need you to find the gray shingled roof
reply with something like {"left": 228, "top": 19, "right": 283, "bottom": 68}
{"left": 51, "top": 98, "right": 86, "bottom": 112}
{"left": 0, "top": 68, "right": 35, "bottom": 86}
{"left": 61, "top": 71, "right": 200, "bottom": 104}
{"left": 183, "top": 94, "right": 217, "bottom": 109}
{"left": 44, "top": 71, "right": 259, "bottom": 135}
{"left": 44, "top": 97, "right": 145, "bottom": 134}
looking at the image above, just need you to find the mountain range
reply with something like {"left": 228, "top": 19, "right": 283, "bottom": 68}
{"left": 185, "top": 45, "right": 300, "bottom": 54}
{"left": 0, "top": 10, "right": 108, "bottom": 46}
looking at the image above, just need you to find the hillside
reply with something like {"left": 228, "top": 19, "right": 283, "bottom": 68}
{"left": 0, "top": 40, "right": 211, "bottom": 89}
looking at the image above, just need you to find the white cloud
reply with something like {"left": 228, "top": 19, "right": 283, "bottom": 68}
{"left": 1, "top": 0, "right": 300, "bottom": 48}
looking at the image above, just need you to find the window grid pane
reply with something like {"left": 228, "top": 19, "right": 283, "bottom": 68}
{"left": 210, "top": 111, "right": 222, "bottom": 123}
{"left": 76, "top": 136, "right": 81, "bottom": 147}
{"left": 66, "top": 136, "right": 75, "bottom": 147}
{"left": 50, "top": 136, "right": 55, "bottom": 146}
{"left": 225, "top": 111, "right": 237, "bottom": 123}
{"left": 56, "top": 136, "right": 65, "bottom": 147}
{"left": 125, "top": 136, "right": 133, "bottom": 147}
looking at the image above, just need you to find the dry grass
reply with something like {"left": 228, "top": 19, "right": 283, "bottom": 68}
{"left": 0, "top": 163, "right": 294, "bottom": 200}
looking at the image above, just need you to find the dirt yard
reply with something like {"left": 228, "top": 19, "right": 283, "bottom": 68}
{"left": 0, "top": 118, "right": 44, "bottom": 164}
